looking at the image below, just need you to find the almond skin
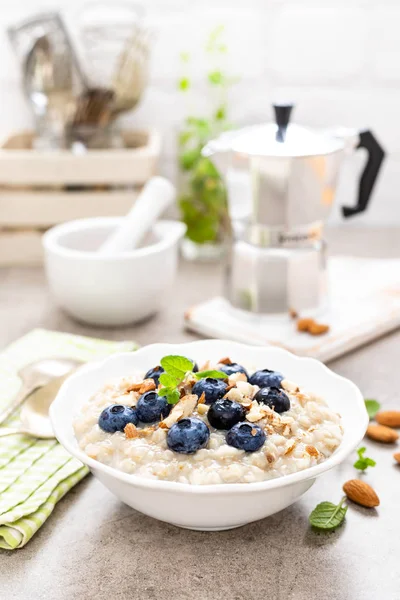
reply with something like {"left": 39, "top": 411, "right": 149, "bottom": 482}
{"left": 394, "top": 452, "right": 400, "bottom": 465}
{"left": 376, "top": 411, "right": 400, "bottom": 428}
{"left": 343, "top": 479, "right": 380, "bottom": 508}
{"left": 366, "top": 424, "right": 399, "bottom": 444}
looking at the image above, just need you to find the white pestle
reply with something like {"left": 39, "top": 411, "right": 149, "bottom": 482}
{"left": 98, "top": 176, "right": 176, "bottom": 254}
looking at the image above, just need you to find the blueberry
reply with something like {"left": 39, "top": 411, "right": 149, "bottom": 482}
{"left": 167, "top": 418, "right": 210, "bottom": 454}
{"left": 219, "top": 362, "right": 248, "bottom": 378}
{"left": 136, "top": 391, "right": 171, "bottom": 423}
{"left": 192, "top": 377, "right": 227, "bottom": 405}
{"left": 249, "top": 369, "right": 284, "bottom": 388}
{"left": 254, "top": 387, "right": 290, "bottom": 414}
{"left": 144, "top": 365, "right": 164, "bottom": 385}
{"left": 187, "top": 358, "right": 199, "bottom": 372}
{"left": 207, "top": 399, "right": 246, "bottom": 430}
{"left": 226, "top": 422, "right": 266, "bottom": 452}
{"left": 98, "top": 404, "right": 138, "bottom": 433}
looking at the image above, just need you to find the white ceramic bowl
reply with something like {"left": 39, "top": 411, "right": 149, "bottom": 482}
{"left": 42, "top": 218, "right": 186, "bottom": 326}
{"left": 50, "top": 340, "right": 368, "bottom": 531}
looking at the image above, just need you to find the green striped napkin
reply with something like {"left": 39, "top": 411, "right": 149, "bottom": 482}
{"left": 0, "top": 329, "right": 137, "bottom": 550}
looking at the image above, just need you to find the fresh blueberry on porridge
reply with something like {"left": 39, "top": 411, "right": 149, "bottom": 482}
{"left": 207, "top": 399, "right": 246, "bottom": 430}
{"left": 226, "top": 422, "right": 266, "bottom": 452}
{"left": 136, "top": 391, "right": 171, "bottom": 423}
{"left": 98, "top": 404, "right": 138, "bottom": 433}
{"left": 254, "top": 387, "right": 291, "bottom": 414}
{"left": 167, "top": 418, "right": 210, "bottom": 454}
{"left": 218, "top": 361, "right": 248, "bottom": 378}
{"left": 249, "top": 369, "right": 283, "bottom": 389}
{"left": 73, "top": 355, "right": 343, "bottom": 485}
{"left": 192, "top": 377, "right": 227, "bottom": 405}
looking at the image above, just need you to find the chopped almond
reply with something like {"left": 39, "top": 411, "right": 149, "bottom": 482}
{"left": 139, "top": 379, "right": 156, "bottom": 394}
{"left": 218, "top": 356, "right": 232, "bottom": 365}
{"left": 124, "top": 423, "right": 137, "bottom": 438}
{"left": 305, "top": 445, "right": 319, "bottom": 458}
{"left": 198, "top": 391, "right": 206, "bottom": 404}
{"left": 308, "top": 322, "right": 330, "bottom": 336}
{"left": 297, "top": 318, "right": 314, "bottom": 332}
{"left": 197, "top": 404, "right": 209, "bottom": 415}
{"left": 160, "top": 394, "right": 198, "bottom": 429}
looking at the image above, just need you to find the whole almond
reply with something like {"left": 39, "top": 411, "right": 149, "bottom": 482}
{"left": 366, "top": 424, "right": 399, "bottom": 443}
{"left": 343, "top": 479, "right": 380, "bottom": 508}
{"left": 376, "top": 411, "right": 400, "bottom": 428}
{"left": 394, "top": 452, "right": 400, "bottom": 465}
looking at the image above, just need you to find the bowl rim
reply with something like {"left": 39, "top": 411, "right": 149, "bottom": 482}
{"left": 50, "top": 340, "right": 368, "bottom": 495}
{"left": 42, "top": 218, "right": 186, "bottom": 261}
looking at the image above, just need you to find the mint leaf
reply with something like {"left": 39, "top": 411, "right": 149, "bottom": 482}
{"left": 354, "top": 446, "right": 376, "bottom": 472}
{"left": 159, "top": 373, "right": 180, "bottom": 388}
{"left": 309, "top": 498, "right": 347, "bottom": 531}
{"left": 178, "top": 77, "right": 190, "bottom": 91}
{"left": 195, "top": 370, "right": 227, "bottom": 380}
{"left": 160, "top": 355, "right": 195, "bottom": 379}
{"left": 365, "top": 399, "right": 381, "bottom": 419}
{"left": 158, "top": 387, "right": 180, "bottom": 405}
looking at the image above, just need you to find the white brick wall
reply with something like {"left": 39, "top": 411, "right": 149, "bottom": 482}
{"left": 1, "top": 0, "right": 400, "bottom": 225}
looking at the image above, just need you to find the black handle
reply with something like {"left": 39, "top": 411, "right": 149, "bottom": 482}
{"left": 273, "top": 103, "right": 293, "bottom": 143}
{"left": 342, "top": 130, "right": 385, "bottom": 218}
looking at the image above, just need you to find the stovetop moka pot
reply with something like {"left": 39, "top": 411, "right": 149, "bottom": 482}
{"left": 203, "top": 104, "right": 385, "bottom": 316}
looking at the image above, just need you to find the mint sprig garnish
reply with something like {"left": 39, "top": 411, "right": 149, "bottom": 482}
{"left": 158, "top": 355, "right": 196, "bottom": 405}
{"left": 160, "top": 355, "right": 195, "bottom": 379}
{"left": 195, "top": 370, "right": 227, "bottom": 379}
{"left": 309, "top": 498, "right": 347, "bottom": 531}
{"left": 353, "top": 447, "right": 376, "bottom": 472}
{"left": 157, "top": 356, "right": 228, "bottom": 404}
{"left": 364, "top": 399, "right": 381, "bottom": 419}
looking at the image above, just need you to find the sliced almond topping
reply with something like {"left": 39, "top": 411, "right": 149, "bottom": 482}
{"left": 219, "top": 356, "right": 232, "bottom": 365}
{"left": 305, "top": 445, "right": 319, "bottom": 458}
{"left": 198, "top": 391, "right": 206, "bottom": 404}
{"left": 159, "top": 394, "right": 198, "bottom": 429}
{"left": 251, "top": 427, "right": 258, "bottom": 436}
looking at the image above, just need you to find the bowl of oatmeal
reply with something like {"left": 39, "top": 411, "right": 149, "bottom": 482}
{"left": 50, "top": 340, "right": 368, "bottom": 530}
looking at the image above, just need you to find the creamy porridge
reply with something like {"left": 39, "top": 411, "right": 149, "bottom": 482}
{"left": 73, "top": 356, "right": 343, "bottom": 485}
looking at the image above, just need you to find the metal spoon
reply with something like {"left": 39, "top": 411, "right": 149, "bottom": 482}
{"left": 0, "top": 357, "right": 83, "bottom": 426}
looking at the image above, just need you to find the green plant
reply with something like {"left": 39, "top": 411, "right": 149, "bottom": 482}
{"left": 353, "top": 446, "right": 376, "bottom": 472}
{"left": 177, "top": 26, "right": 237, "bottom": 245}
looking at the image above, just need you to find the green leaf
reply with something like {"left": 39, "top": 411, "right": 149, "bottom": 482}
{"left": 159, "top": 387, "right": 180, "bottom": 405}
{"left": 178, "top": 77, "right": 190, "bottom": 91}
{"left": 160, "top": 355, "right": 195, "bottom": 379}
{"left": 309, "top": 499, "right": 347, "bottom": 531}
{"left": 180, "top": 51, "right": 190, "bottom": 63}
{"left": 179, "top": 147, "right": 202, "bottom": 171}
{"left": 365, "top": 399, "right": 381, "bottom": 419}
{"left": 195, "top": 370, "right": 227, "bottom": 379}
{"left": 178, "top": 130, "right": 193, "bottom": 147}
{"left": 159, "top": 372, "right": 180, "bottom": 388}
{"left": 353, "top": 446, "right": 376, "bottom": 472}
{"left": 215, "top": 105, "right": 226, "bottom": 121}
{"left": 208, "top": 70, "right": 224, "bottom": 85}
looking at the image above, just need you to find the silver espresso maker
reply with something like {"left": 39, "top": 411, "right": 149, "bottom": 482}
{"left": 203, "top": 104, "right": 385, "bottom": 316}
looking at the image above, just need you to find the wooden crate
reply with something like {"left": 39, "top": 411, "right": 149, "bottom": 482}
{"left": 0, "top": 129, "right": 161, "bottom": 265}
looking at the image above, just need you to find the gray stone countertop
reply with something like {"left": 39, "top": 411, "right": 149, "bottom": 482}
{"left": 1, "top": 227, "right": 399, "bottom": 600}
